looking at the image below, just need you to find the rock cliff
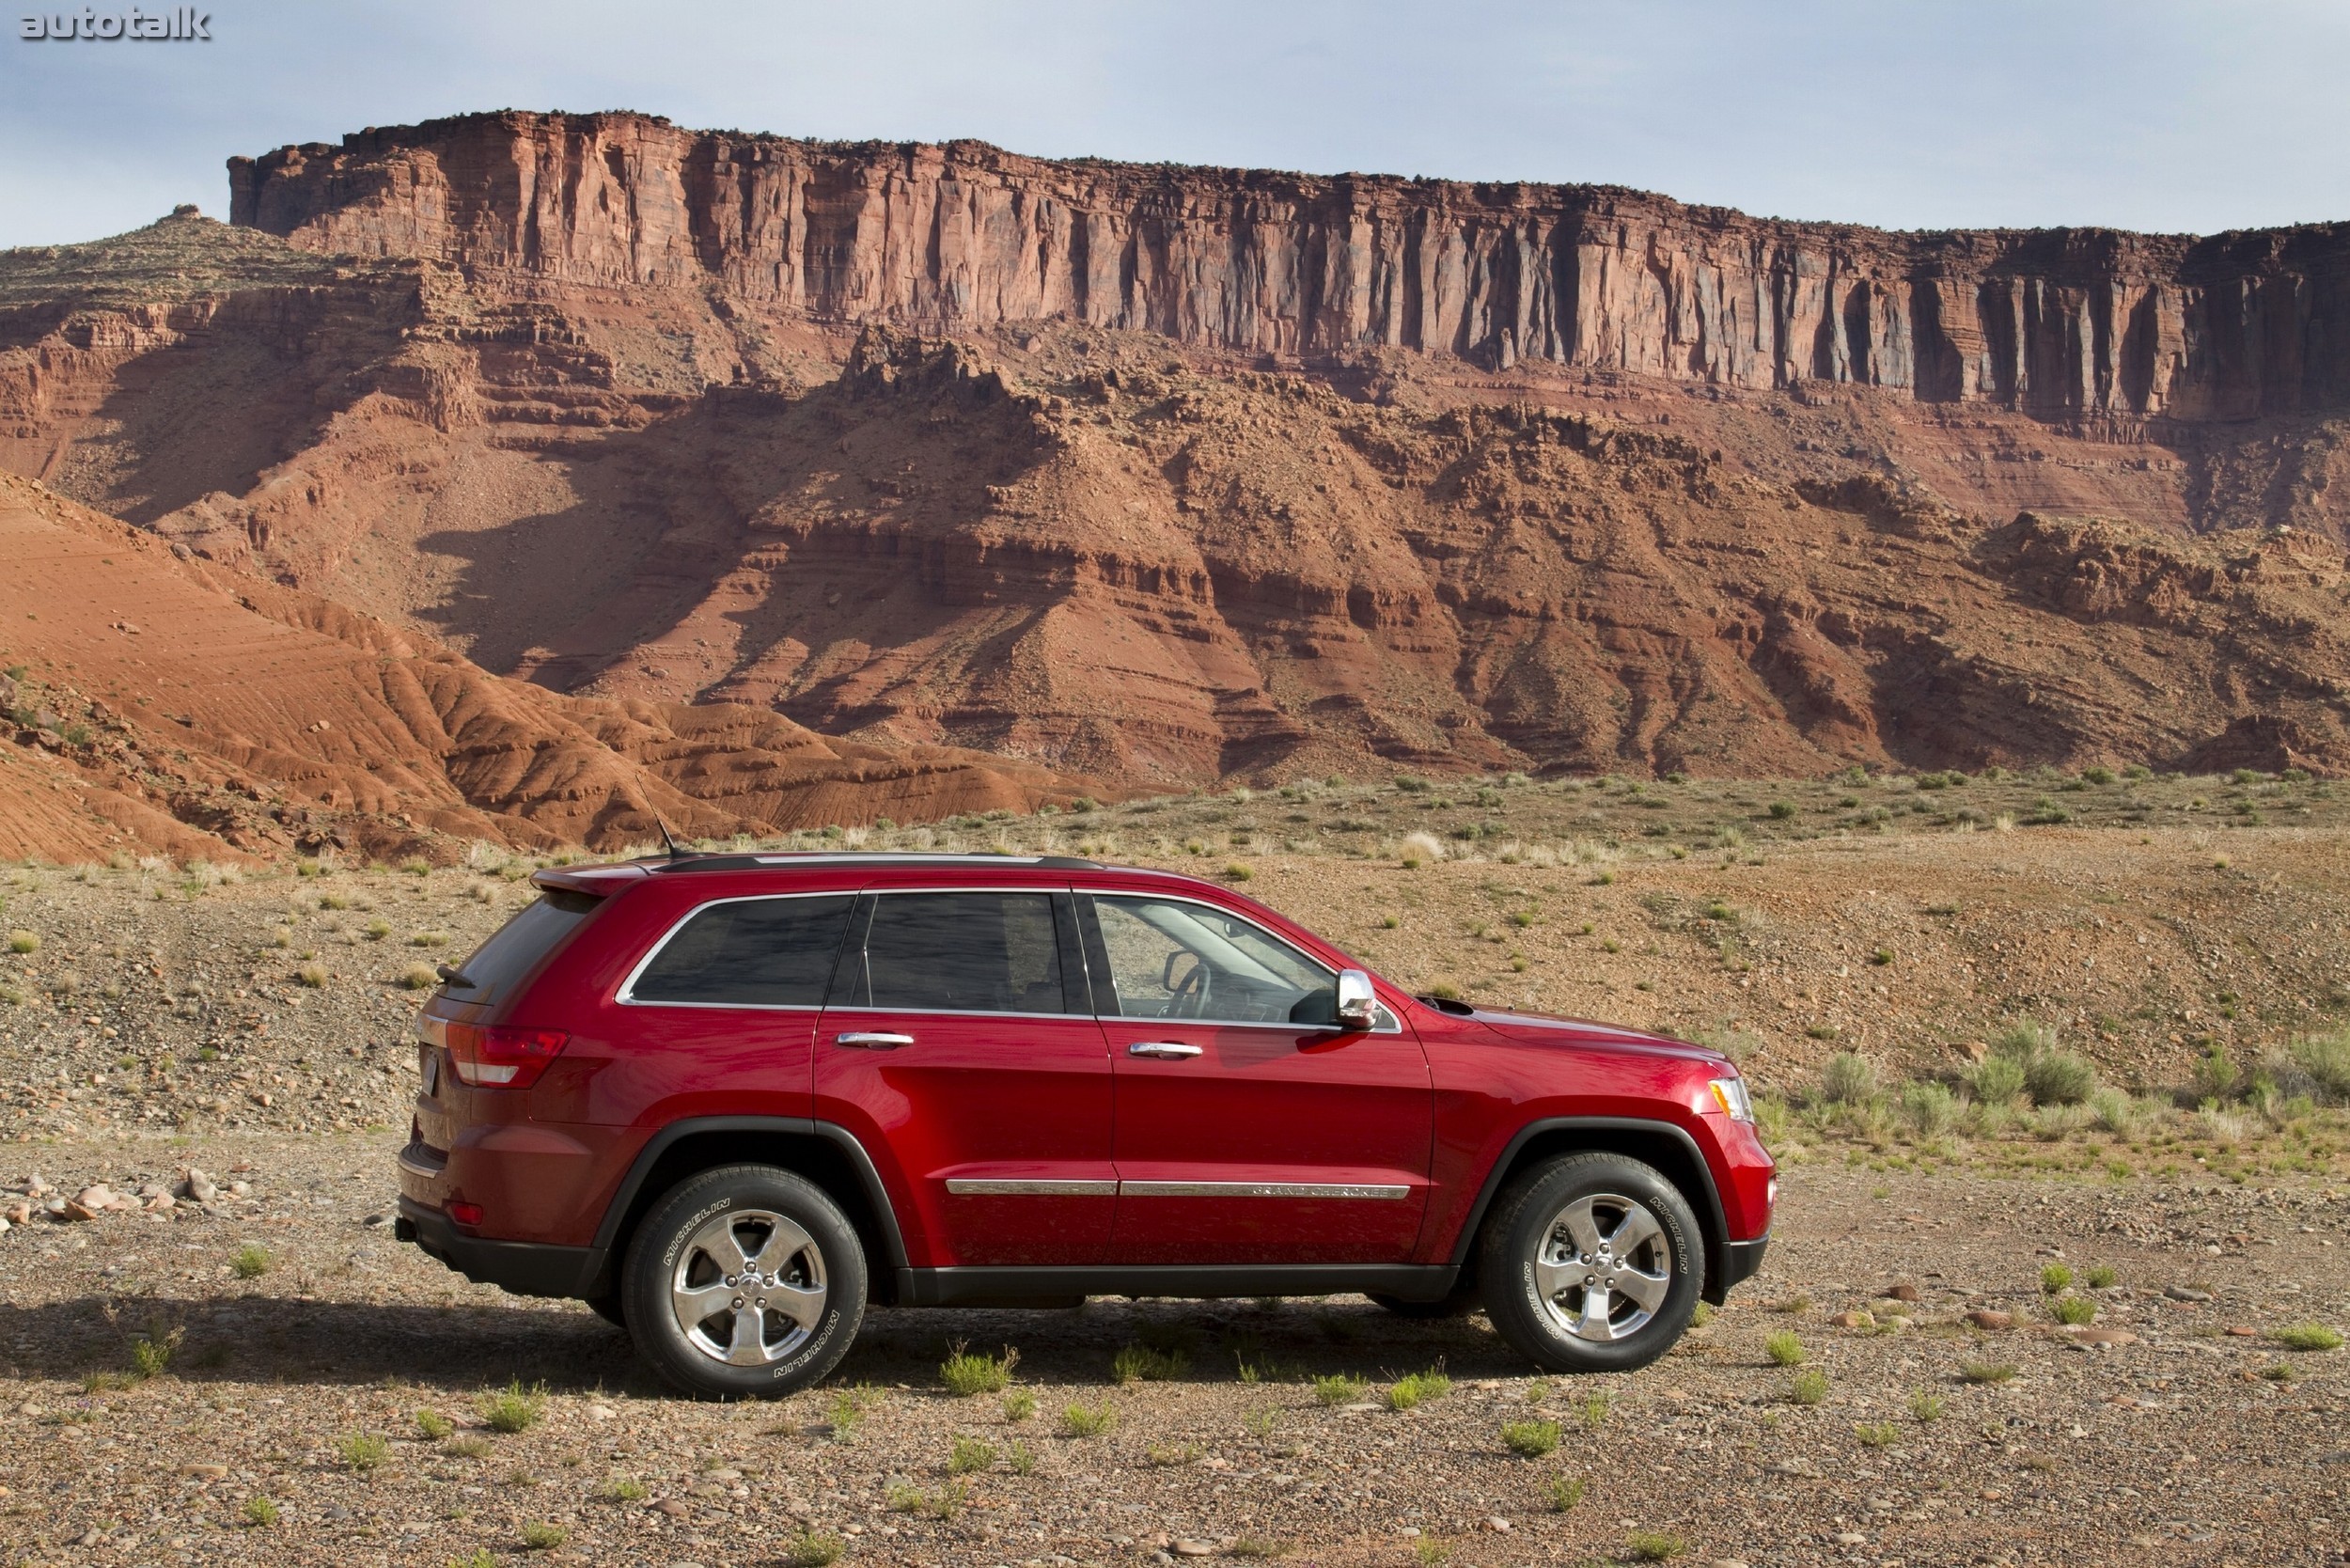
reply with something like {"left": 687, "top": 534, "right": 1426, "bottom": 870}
{"left": 231, "top": 110, "right": 2350, "bottom": 426}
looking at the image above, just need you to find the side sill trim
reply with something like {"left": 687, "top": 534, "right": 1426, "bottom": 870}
{"left": 946, "top": 1179, "right": 1118, "bottom": 1197}
{"left": 896, "top": 1262, "right": 1458, "bottom": 1307}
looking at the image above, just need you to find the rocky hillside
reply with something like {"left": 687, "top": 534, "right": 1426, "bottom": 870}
{"left": 4, "top": 122, "right": 2350, "bottom": 808}
{"left": 230, "top": 111, "right": 2350, "bottom": 428}
{"left": 0, "top": 472, "right": 1082, "bottom": 861}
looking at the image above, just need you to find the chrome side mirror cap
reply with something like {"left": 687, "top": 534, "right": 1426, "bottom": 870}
{"left": 1335, "top": 968, "right": 1377, "bottom": 1029}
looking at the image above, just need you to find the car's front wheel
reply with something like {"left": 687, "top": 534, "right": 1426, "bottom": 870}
{"left": 1478, "top": 1152, "right": 1701, "bottom": 1373}
{"left": 622, "top": 1164, "right": 867, "bottom": 1399}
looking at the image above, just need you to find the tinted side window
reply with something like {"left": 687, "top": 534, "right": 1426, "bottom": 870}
{"left": 443, "top": 891, "right": 599, "bottom": 1004}
{"left": 834, "top": 893, "right": 1066, "bottom": 1014}
{"left": 628, "top": 895, "right": 855, "bottom": 1007}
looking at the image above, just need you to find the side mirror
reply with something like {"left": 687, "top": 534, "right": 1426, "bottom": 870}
{"left": 1335, "top": 968, "right": 1377, "bottom": 1029}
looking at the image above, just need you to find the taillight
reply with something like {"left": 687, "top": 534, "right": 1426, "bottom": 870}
{"left": 447, "top": 1201, "right": 485, "bottom": 1226}
{"left": 445, "top": 1024, "right": 569, "bottom": 1089}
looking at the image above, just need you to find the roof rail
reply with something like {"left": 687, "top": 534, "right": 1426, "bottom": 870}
{"left": 649, "top": 851, "right": 1104, "bottom": 874}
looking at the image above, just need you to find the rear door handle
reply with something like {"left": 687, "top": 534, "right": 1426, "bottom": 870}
{"left": 835, "top": 1031, "right": 915, "bottom": 1049}
{"left": 1127, "top": 1041, "right": 1203, "bottom": 1059}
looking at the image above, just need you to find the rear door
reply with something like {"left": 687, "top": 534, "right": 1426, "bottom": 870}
{"left": 1087, "top": 892, "right": 1432, "bottom": 1264}
{"left": 813, "top": 888, "right": 1113, "bottom": 1267}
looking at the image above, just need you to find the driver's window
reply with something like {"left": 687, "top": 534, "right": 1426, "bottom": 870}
{"left": 1091, "top": 896, "right": 1337, "bottom": 1025}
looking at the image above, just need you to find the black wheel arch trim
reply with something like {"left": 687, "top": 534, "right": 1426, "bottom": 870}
{"left": 1448, "top": 1117, "right": 1739, "bottom": 1304}
{"left": 582, "top": 1116, "right": 909, "bottom": 1297}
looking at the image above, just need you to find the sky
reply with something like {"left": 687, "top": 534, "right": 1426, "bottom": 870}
{"left": 2, "top": 0, "right": 2346, "bottom": 248}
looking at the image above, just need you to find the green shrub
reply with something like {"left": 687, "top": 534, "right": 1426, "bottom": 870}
{"left": 948, "top": 1435, "right": 996, "bottom": 1475}
{"left": 1909, "top": 1388, "right": 1945, "bottom": 1422}
{"left": 520, "top": 1523, "right": 567, "bottom": 1550}
{"left": 415, "top": 1409, "right": 454, "bottom": 1441}
{"left": 940, "top": 1341, "right": 1018, "bottom": 1396}
{"left": 1856, "top": 1420, "right": 1899, "bottom": 1447}
{"left": 231, "top": 1245, "right": 271, "bottom": 1279}
{"left": 1967, "top": 1053, "right": 2028, "bottom": 1106}
{"left": 1547, "top": 1474, "right": 1585, "bottom": 1512}
{"left": 338, "top": 1433, "right": 388, "bottom": 1470}
{"left": 1002, "top": 1388, "right": 1036, "bottom": 1421}
{"left": 1058, "top": 1402, "right": 1116, "bottom": 1437}
{"left": 1386, "top": 1369, "right": 1451, "bottom": 1411}
{"left": 600, "top": 1477, "right": 648, "bottom": 1502}
{"left": 2024, "top": 1049, "right": 2097, "bottom": 1105}
{"left": 2190, "top": 1043, "right": 2240, "bottom": 1103}
{"left": 1501, "top": 1418, "right": 1560, "bottom": 1457}
{"left": 1763, "top": 1329, "right": 1806, "bottom": 1366}
{"left": 2040, "top": 1262, "right": 2074, "bottom": 1295}
{"left": 1961, "top": 1362, "right": 2016, "bottom": 1384}
{"left": 1900, "top": 1081, "right": 1959, "bottom": 1136}
{"left": 6, "top": 930, "right": 38, "bottom": 954}
{"left": 1788, "top": 1369, "right": 1828, "bottom": 1405}
{"left": 478, "top": 1379, "right": 547, "bottom": 1434}
{"left": 1819, "top": 1053, "right": 1877, "bottom": 1105}
{"left": 2051, "top": 1295, "right": 2097, "bottom": 1325}
{"left": 2084, "top": 1263, "right": 2118, "bottom": 1289}
{"left": 1313, "top": 1373, "right": 1368, "bottom": 1405}
{"left": 779, "top": 1529, "right": 847, "bottom": 1568}
{"left": 1112, "top": 1342, "right": 1188, "bottom": 1383}
{"left": 1627, "top": 1529, "right": 1686, "bottom": 1560}
{"left": 241, "top": 1497, "right": 279, "bottom": 1527}
{"left": 2270, "top": 1323, "right": 2343, "bottom": 1352}
{"left": 2292, "top": 1031, "right": 2350, "bottom": 1102}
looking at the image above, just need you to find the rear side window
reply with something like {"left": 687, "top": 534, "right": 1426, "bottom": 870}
{"left": 628, "top": 895, "right": 855, "bottom": 1008}
{"left": 442, "top": 891, "right": 599, "bottom": 1004}
{"left": 830, "top": 892, "right": 1069, "bottom": 1014}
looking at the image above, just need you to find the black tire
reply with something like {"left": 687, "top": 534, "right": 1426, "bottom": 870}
{"left": 583, "top": 1292, "right": 626, "bottom": 1328}
{"left": 1477, "top": 1152, "right": 1702, "bottom": 1374}
{"left": 622, "top": 1164, "right": 867, "bottom": 1400}
{"left": 1366, "top": 1278, "right": 1481, "bottom": 1320}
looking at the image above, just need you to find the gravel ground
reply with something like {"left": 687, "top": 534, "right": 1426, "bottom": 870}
{"left": 1, "top": 1137, "right": 2345, "bottom": 1568}
{"left": 1, "top": 839, "right": 2348, "bottom": 1566}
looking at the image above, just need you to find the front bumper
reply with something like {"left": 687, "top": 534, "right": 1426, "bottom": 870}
{"left": 396, "top": 1196, "right": 599, "bottom": 1298}
{"left": 1716, "top": 1233, "right": 1769, "bottom": 1297}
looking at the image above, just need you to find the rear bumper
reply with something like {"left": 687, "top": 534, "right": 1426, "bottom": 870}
{"left": 397, "top": 1197, "right": 599, "bottom": 1299}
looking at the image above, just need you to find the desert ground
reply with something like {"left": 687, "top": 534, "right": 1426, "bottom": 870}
{"left": 3, "top": 774, "right": 2348, "bottom": 1567}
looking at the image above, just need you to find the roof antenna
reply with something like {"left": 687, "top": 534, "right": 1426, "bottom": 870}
{"left": 651, "top": 808, "right": 687, "bottom": 860}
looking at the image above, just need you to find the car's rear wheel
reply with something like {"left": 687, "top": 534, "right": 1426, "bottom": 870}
{"left": 1478, "top": 1152, "right": 1700, "bottom": 1373}
{"left": 622, "top": 1164, "right": 866, "bottom": 1399}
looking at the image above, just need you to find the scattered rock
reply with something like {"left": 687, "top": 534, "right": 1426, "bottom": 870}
{"left": 1829, "top": 1310, "right": 1874, "bottom": 1329}
{"left": 1886, "top": 1283, "right": 1920, "bottom": 1302}
{"left": 1171, "top": 1543, "right": 1216, "bottom": 1558}
{"left": 2165, "top": 1286, "right": 2213, "bottom": 1302}
{"left": 2070, "top": 1327, "right": 2138, "bottom": 1345}
{"left": 1965, "top": 1309, "right": 2013, "bottom": 1330}
{"left": 180, "top": 1463, "right": 227, "bottom": 1479}
{"left": 2224, "top": 1325, "right": 2258, "bottom": 1338}
{"left": 180, "top": 1168, "right": 216, "bottom": 1203}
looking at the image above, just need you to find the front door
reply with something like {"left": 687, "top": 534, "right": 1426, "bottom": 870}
{"left": 813, "top": 888, "right": 1113, "bottom": 1267}
{"left": 1085, "top": 892, "right": 1432, "bottom": 1264}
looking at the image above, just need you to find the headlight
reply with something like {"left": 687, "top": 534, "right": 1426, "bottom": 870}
{"left": 1707, "top": 1076, "right": 1754, "bottom": 1121}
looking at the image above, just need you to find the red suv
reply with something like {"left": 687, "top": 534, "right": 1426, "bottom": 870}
{"left": 396, "top": 853, "right": 1773, "bottom": 1398}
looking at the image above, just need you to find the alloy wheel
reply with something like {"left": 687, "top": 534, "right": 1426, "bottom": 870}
{"left": 668, "top": 1208, "right": 829, "bottom": 1366}
{"left": 1531, "top": 1191, "right": 1673, "bottom": 1341}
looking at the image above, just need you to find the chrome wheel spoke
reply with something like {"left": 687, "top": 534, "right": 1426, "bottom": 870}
{"left": 1611, "top": 1263, "right": 1669, "bottom": 1311}
{"left": 769, "top": 1280, "right": 827, "bottom": 1328}
{"left": 1533, "top": 1253, "right": 1574, "bottom": 1302}
{"left": 701, "top": 1225, "right": 752, "bottom": 1278}
{"left": 723, "top": 1305, "right": 768, "bottom": 1365}
{"left": 1557, "top": 1199, "right": 1606, "bottom": 1259}
{"left": 747, "top": 1216, "right": 815, "bottom": 1278}
{"left": 1606, "top": 1205, "right": 1662, "bottom": 1257}
{"left": 1574, "top": 1285, "right": 1617, "bottom": 1341}
{"left": 672, "top": 1278, "right": 734, "bottom": 1326}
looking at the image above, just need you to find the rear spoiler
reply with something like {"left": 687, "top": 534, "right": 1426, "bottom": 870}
{"left": 528, "top": 865, "right": 651, "bottom": 898}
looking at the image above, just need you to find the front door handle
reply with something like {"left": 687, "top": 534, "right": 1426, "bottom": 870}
{"left": 1127, "top": 1041, "right": 1203, "bottom": 1058}
{"left": 836, "top": 1031, "right": 915, "bottom": 1049}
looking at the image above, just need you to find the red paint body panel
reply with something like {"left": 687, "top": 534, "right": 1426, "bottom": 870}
{"left": 400, "top": 856, "right": 1774, "bottom": 1291}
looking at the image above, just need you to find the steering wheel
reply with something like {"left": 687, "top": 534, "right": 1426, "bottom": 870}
{"left": 1167, "top": 952, "right": 1213, "bottom": 1019}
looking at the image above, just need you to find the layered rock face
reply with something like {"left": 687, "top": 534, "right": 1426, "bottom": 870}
{"left": 231, "top": 111, "right": 2350, "bottom": 425}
